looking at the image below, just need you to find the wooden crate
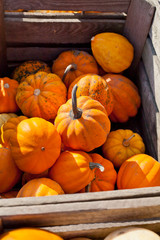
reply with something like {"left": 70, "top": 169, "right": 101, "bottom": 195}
{"left": 0, "top": 0, "right": 160, "bottom": 239}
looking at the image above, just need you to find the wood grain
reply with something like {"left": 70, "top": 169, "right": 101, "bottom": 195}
{"left": 4, "top": 0, "right": 131, "bottom": 13}
{"left": 123, "top": 0, "right": 155, "bottom": 78}
{"left": 0, "top": 0, "right": 7, "bottom": 76}
{"left": 5, "top": 18, "right": 125, "bottom": 45}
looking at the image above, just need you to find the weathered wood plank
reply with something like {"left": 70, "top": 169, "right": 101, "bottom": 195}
{"left": 1, "top": 187, "right": 160, "bottom": 207}
{"left": 1, "top": 196, "right": 160, "bottom": 228}
{"left": 0, "top": 0, "right": 7, "bottom": 76}
{"left": 5, "top": 18, "right": 125, "bottom": 45}
{"left": 4, "top": 0, "right": 131, "bottom": 13}
{"left": 137, "top": 61, "right": 158, "bottom": 158}
{"left": 156, "top": 112, "right": 160, "bottom": 162}
{"left": 123, "top": 0, "right": 155, "bottom": 78}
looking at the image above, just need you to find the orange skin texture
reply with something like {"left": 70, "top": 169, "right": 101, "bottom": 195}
{"left": 0, "top": 77, "right": 19, "bottom": 113}
{"left": 0, "top": 190, "right": 19, "bottom": 199}
{"left": 1, "top": 116, "right": 28, "bottom": 147}
{"left": 52, "top": 50, "right": 99, "bottom": 88}
{"left": 102, "top": 129, "right": 145, "bottom": 168}
{"left": 0, "top": 147, "right": 22, "bottom": 193}
{"left": 16, "top": 71, "right": 67, "bottom": 120}
{"left": 17, "top": 178, "right": 64, "bottom": 197}
{"left": 0, "top": 113, "right": 17, "bottom": 128}
{"left": 49, "top": 150, "right": 96, "bottom": 194}
{"left": 9, "top": 117, "right": 61, "bottom": 174}
{"left": 12, "top": 60, "right": 51, "bottom": 83}
{"left": 54, "top": 95, "right": 111, "bottom": 152}
{"left": 117, "top": 154, "right": 160, "bottom": 189}
{"left": 103, "top": 74, "right": 141, "bottom": 122}
{"left": 79, "top": 153, "right": 117, "bottom": 192}
{"left": 0, "top": 228, "right": 64, "bottom": 240}
{"left": 91, "top": 32, "right": 134, "bottom": 73}
{"left": 68, "top": 74, "right": 114, "bottom": 116}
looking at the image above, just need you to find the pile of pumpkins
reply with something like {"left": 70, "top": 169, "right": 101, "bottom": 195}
{"left": 0, "top": 32, "right": 160, "bottom": 199}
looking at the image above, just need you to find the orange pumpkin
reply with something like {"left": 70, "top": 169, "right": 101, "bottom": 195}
{"left": 80, "top": 153, "right": 117, "bottom": 192}
{"left": 49, "top": 150, "right": 104, "bottom": 194}
{"left": 17, "top": 178, "right": 64, "bottom": 197}
{"left": 12, "top": 60, "right": 51, "bottom": 83}
{"left": 117, "top": 154, "right": 160, "bottom": 189}
{"left": 0, "top": 113, "right": 17, "bottom": 128}
{"left": 52, "top": 50, "right": 99, "bottom": 88}
{"left": 0, "top": 77, "right": 19, "bottom": 113}
{"left": 0, "top": 147, "right": 22, "bottom": 193}
{"left": 103, "top": 74, "right": 141, "bottom": 122}
{"left": 68, "top": 74, "right": 114, "bottom": 116}
{"left": 102, "top": 129, "right": 145, "bottom": 168}
{"left": 55, "top": 84, "right": 111, "bottom": 152}
{"left": 91, "top": 32, "right": 134, "bottom": 73}
{"left": 22, "top": 169, "right": 49, "bottom": 185}
{"left": 0, "top": 228, "right": 64, "bottom": 240}
{"left": 1, "top": 116, "right": 28, "bottom": 147}
{"left": 9, "top": 117, "right": 61, "bottom": 174}
{"left": 16, "top": 71, "right": 67, "bottom": 120}
{"left": 69, "top": 238, "right": 92, "bottom": 240}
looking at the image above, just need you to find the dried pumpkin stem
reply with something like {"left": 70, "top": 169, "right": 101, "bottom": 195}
{"left": 62, "top": 63, "right": 77, "bottom": 83}
{"left": 89, "top": 162, "right": 104, "bottom": 172}
{"left": 85, "top": 182, "right": 91, "bottom": 192}
{"left": 123, "top": 134, "right": 135, "bottom": 147}
{"left": 72, "top": 84, "right": 82, "bottom": 119}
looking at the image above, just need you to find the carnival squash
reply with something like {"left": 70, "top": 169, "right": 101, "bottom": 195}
{"left": 55, "top": 84, "right": 111, "bottom": 152}
{"left": 91, "top": 32, "right": 134, "bottom": 73}
{"left": 117, "top": 154, "right": 160, "bottom": 189}
{"left": 52, "top": 50, "right": 99, "bottom": 88}
{"left": 68, "top": 74, "right": 114, "bottom": 116}
{"left": 103, "top": 74, "right": 141, "bottom": 122}
{"left": 102, "top": 129, "right": 145, "bottom": 168}
{"left": 16, "top": 71, "right": 67, "bottom": 120}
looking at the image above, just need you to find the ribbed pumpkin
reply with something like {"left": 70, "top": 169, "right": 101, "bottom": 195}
{"left": 91, "top": 32, "right": 134, "bottom": 73}
{"left": 16, "top": 72, "right": 67, "bottom": 120}
{"left": 9, "top": 117, "right": 61, "bottom": 174}
{"left": 0, "top": 228, "right": 64, "bottom": 240}
{"left": 0, "top": 147, "right": 22, "bottom": 193}
{"left": 102, "top": 129, "right": 145, "bottom": 168}
{"left": 52, "top": 50, "right": 99, "bottom": 88}
{"left": 1, "top": 116, "right": 28, "bottom": 147}
{"left": 49, "top": 150, "right": 104, "bottom": 194}
{"left": 0, "top": 78, "right": 19, "bottom": 113}
{"left": 117, "top": 154, "right": 160, "bottom": 189}
{"left": 68, "top": 74, "right": 114, "bottom": 116}
{"left": 55, "top": 84, "right": 111, "bottom": 152}
{"left": 17, "top": 178, "right": 64, "bottom": 197}
{"left": 12, "top": 60, "right": 51, "bottom": 83}
{"left": 103, "top": 74, "right": 141, "bottom": 122}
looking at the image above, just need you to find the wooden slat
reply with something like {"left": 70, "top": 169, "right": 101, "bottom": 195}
{"left": 123, "top": 0, "right": 155, "bottom": 78}
{"left": 156, "top": 112, "right": 160, "bottom": 162}
{"left": 5, "top": 18, "right": 125, "bottom": 45}
{"left": 4, "top": 0, "right": 131, "bottom": 13}
{"left": 1, "top": 196, "right": 160, "bottom": 228}
{"left": 137, "top": 61, "right": 158, "bottom": 159}
{"left": 0, "top": 0, "right": 7, "bottom": 76}
{"left": 1, "top": 187, "right": 160, "bottom": 207}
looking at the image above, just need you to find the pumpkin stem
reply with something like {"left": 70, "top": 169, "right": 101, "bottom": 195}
{"left": 62, "top": 63, "right": 77, "bottom": 83}
{"left": 71, "top": 84, "right": 82, "bottom": 119}
{"left": 85, "top": 182, "right": 91, "bottom": 192}
{"left": 89, "top": 162, "right": 104, "bottom": 172}
{"left": 123, "top": 134, "right": 135, "bottom": 147}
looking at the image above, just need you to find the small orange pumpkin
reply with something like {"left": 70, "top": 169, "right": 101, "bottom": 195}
{"left": 103, "top": 74, "right": 141, "bottom": 122}
{"left": 17, "top": 178, "right": 64, "bottom": 197}
{"left": 55, "top": 84, "right": 111, "bottom": 152}
{"left": 0, "top": 147, "right": 22, "bottom": 193}
{"left": 0, "top": 78, "right": 19, "bottom": 113}
{"left": 9, "top": 117, "right": 61, "bottom": 174}
{"left": 16, "top": 71, "right": 67, "bottom": 120}
{"left": 12, "top": 60, "right": 51, "bottom": 83}
{"left": 68, "top": 74, "right": 114, "bottom": 116}
{"left": 52, "top": 50, "right": 99, "bottom": 88}
{"left": 91, "top": 32, "right": 134, "bottom": 73}
{"left": 49, "top": 150, "right": 104, "bottom": 194}
{"left": 117, "top": 154, "right": 160, "bottom": 189}
{"left": 102, "top": 129, "right": 145, "bottom": 168}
